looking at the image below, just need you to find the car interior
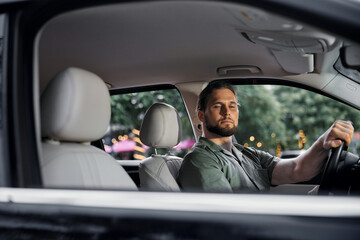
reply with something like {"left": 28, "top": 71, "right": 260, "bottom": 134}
{"left": 31, "top": 1, "right": 360, "bottom": 194}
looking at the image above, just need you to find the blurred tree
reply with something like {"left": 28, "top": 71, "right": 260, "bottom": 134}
{"left": 234, "top": 85, "right": 285, "bottom": 152}
{"left": 274, "top": 86, "right": 360, "bottom": 150}
{"left": 110, "top": 89, "right": 194, "bottom": 140}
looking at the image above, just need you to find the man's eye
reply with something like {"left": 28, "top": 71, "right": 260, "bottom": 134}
{"left": 213, "top": 105, "right": 221, "bottom": 109}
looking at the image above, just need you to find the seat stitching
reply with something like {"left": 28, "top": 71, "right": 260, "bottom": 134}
{"left": 156, "top": 160, "right": 166, "bottom": 176}
{"left": 142, "top": 161, "right": 181, "bottom": 191}
{"left": 142, "top": 165, "right": 172, "bottom": 191}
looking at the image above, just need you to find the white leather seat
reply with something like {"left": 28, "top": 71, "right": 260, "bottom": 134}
{"left": 139, "top": 103, "right": 183, "bottom": 191}
{"left": 40, "top": 67, "right": 137, "bottom": 190}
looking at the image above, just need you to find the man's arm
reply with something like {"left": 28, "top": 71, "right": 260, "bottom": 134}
{"left": 271, "top": 120, "right": 354, "bottom": 185}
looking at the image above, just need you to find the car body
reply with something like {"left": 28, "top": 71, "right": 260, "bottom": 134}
{"left": 0, "top": 0, "right": 360, "bottom": 238}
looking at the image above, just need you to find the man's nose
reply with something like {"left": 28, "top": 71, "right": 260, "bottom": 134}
{"left": 221, "top": 105, "right": 230, "bottom": 115}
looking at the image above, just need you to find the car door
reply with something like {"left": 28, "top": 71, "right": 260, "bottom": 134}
{"left": 0, "top": 1, "right": 360, "bottom": 239}
{"left": 0, "top": 0, "right": 43, "bottom": 188}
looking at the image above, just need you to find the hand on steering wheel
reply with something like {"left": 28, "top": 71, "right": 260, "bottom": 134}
{"left": 318, "top": 141, "right": 347, "bottom": 195}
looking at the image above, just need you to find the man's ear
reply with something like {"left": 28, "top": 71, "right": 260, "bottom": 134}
{"left": 198, "top": 110, "right": 205, "bottom": 123}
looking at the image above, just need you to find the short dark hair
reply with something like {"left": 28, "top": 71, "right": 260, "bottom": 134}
{"left": 197, "top": 81, "right": 236, "bottom": 111}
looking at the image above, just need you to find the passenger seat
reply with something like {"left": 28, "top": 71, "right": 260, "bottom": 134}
{"left": 40, "top": 67, "right": 137, "bottom": 190}
{"left": 139, "top": 103, "right": 183, "bottom": 191}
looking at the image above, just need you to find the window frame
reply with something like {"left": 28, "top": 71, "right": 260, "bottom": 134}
{"left": 107, "top": 84, "right": 196, "bottom": 160}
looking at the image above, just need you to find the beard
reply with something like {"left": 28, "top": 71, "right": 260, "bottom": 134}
{"left": 204, "top": 115, "right": 237, "bottom": 137}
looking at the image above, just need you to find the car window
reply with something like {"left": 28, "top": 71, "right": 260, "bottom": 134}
{"left": 103, "top": 88, "right": 195, "bottom": 160}
{"left": 233, "top": 85, "right": 360, "bottom": 157}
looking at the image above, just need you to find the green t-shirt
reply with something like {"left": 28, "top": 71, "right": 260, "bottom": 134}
{"left": 177, "top": 137, "right": 280, "bottom": 193}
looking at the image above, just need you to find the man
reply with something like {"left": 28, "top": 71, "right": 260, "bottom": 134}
{"left": 177, "top": 81, "right": 354, "bottom": 192}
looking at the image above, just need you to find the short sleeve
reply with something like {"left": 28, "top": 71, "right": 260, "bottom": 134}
{"left": 177, "top": 150, "right": 233, "bottom": 193}
{"left": 242, "top": 147, "right": 280, "bottom": 184}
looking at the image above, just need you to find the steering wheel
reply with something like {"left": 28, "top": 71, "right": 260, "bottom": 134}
{"left": 318, "top": 141, "right": 347, "bottom": 195}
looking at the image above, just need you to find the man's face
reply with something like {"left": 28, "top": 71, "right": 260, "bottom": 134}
{"left": 200, "top": 88, "right": 239, "bottom": 137}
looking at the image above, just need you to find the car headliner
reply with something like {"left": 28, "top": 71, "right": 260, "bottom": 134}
{"left": 35, "top": 1, "right": 360, "bottom": 112}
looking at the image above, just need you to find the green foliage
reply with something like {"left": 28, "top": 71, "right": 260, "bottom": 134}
{"left": 110, "top": 89, "right": 193, "bottom": 139}
{"left": 232, "top": 85, "right": 360, "bottom": 153}
{"left": 234, "top": 85, "right": 285, "bottom": 151}
{"left": 274, "top": 86, "right": 360, "bottom": 150}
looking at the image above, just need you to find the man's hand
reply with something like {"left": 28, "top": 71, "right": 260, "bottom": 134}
{"left": 321, "top": 120, "right": 354, "bottom": 150}
{"left": 272, "top": 120, "right": 354, "bottom": 185}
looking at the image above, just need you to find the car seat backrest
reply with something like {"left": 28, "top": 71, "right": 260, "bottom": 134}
{"left": 139, "top": 103, "right": 183, "bottom": 191}
{"left": 40, "top": 67, "right": 137, "bottom": 190}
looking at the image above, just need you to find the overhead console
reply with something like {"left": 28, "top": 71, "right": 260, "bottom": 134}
{"left": 243, "top": 31, "right": 329, "bottom": 74}
{"left": 240, "top": 30, "right": 342, "bottom": 75}
{"left": 228, "top": 5, "right": 340, "bottom": 74}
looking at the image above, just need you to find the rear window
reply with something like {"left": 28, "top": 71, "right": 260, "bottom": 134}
{"left": 103, "top": 88, "right": 195, "bottom": 160}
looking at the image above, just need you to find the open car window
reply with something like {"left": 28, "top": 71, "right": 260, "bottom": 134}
{"left": 103, "top": 88, "right": 195, "bottom": 160}
{"left": 1, "top": 0, "right": 360, "bottom": 237}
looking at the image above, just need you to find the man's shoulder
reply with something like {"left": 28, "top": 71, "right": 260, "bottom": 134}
{"left": 185, "top": 142, "right": 215, "bottom": 158}
{"left": 234, "top": 143, "right": 260, "bottom": 156}
{"left": 234, "top": 143, "right": 279, "bottom": 167}
{"left": 183, "top": 140, "right": 221, "bottom": 164}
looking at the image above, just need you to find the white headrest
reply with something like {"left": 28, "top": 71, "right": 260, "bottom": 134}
{"left": 41, "top": 67, "right": 111, "bottom": 142}
{"left": 140, "top": 103, "right": 182, "bottom": 148}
